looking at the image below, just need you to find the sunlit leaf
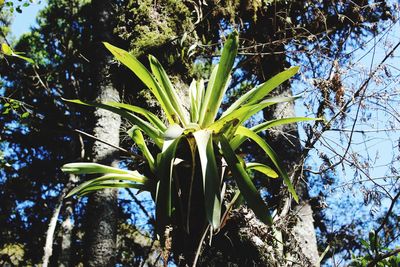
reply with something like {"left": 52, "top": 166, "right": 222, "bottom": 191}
{"left": 222, "top": 66, "right": 300, "bottom": 116}
{"left": 193, "top": 130, "right": 221, "bottom": 229}
{"left": 219, "top": 135, "right": 272, "bottom": 225}
{"left": 210, "top": 95, "right": 301, "bottom": 133}
{"left": 77, "top": 181, "right": 147, "bottom": 197}
{"left": 66, "top": 173, "right": 147, "bottom": 198}
{"left": 127, "top": 126, "right": 155, "bottom": 172}
{"left": 149, "top": 55, "right": 188, "bottom": 125}
{"left": 199, "top": 31, "right": 238, "bottom": 127}
{"left": 155, "top": 136, "right": 183, "bottom": 234}
{"left": 246, "top": 162, "right": 279, "bottom": 179}
{"left": 236, "top": 126, "right": 299, "bottom": 202}
{"left": 62, "top": 162, "right": 141, "bottom": 176}
{"left": 106, "top": 101, "right": 167, "bottom": 131}
{"left": 231, "top": 117, "right": 319, "bottom": 150}
{"left": 1, "top": 43, "right": 12, "bottom": 55}
{"left": 63, "top": 99, "right": 164, "bottom": 148}
{"left": 103, "top": 42, "right": 179, "bottom": 124}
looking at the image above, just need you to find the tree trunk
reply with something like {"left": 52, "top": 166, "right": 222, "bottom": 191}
{"left": 83, "top": 1, "right": 120, "bottom": 266}
{"left": 84, "top": 82, "right": 120, "bottom": 267}
{"left": 261, "top": 54, "right": 319, "bottom": 266}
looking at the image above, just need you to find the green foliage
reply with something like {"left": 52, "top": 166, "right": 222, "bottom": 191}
{"left": 0, "top": 243, "right": 26, "bottom": 266}
{"left": 350, "top": 231, "right": 400, "bottom": 267}
{"left": 61, "top": 32, "right": 316, "bottom": 237}
{"left": 1, "top": 0, "right": 38, "bottom": 14}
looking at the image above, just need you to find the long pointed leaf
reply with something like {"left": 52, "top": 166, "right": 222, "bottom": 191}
{"left": 246, "top": 162, "right": 279, "bottom": 179}
{"left": 199, "top": 31, "right": 238, "bottom": 127}
{"left": 231, "top": 117, "right": 319, "bottom": 150}
{"left": 149, "top": 55, "right": 189, "bottom": 125}
{"left": 66, "top": 173, "right": 147, "bottom": 198}
{"left": 155, "top": 137, "right": 183, "bottom": 234}
{"left": 236, "top": 126, "right": 299, "bottom": 202}
{"left": 193, "top": 130, "right": 221, "bottom": 229}
{"left": 222, "top": 66, "right": 300, "bottom": 117}
{"left": 106, "top": 102, "right": 167, "bottom": 131}
{"left": 219, "top": 135, "right": 272, "bottom": 225}
{"left": 198, "top": 64, "right": 218, "bottom": 125}
{"left": 189, "top": 79, "right": 199, "bottom": 123}
{"left": 77, "top": 181, "right": 146, "bottom": 197}
{"left": 103, "top": 42, "right": 179, "bottom": 124}
{"left": 127, "top": 126, "right": 155, "bottom": 173}
{"left": 62, "top": 162, "right": 140, "bottom": 175}
{"left": 63, "top": 99, "right": 164, "bottom": 148}
{"left": 209, "top": 95, "right": 301, "bottom": 133}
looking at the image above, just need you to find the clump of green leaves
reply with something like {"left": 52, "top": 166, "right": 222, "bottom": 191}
{"left": 350, "top": 231, "right": 400, "bottom": 267}
{"left": 1, "top": 0, "right": 39, "bottom": 14}
{"left": 62, "top": 32, "right": 316, "bottom": 234}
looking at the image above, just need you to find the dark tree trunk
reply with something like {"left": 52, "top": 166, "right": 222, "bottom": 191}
{"left": 83, "top": 1, "right": 120, "bottom": 266}
{"left": 84, "top": 81, "right": 120, "bottom": 267}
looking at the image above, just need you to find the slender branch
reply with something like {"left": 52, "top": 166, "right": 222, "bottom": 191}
{"left": 42, "top": 179, "right": 76, "bottom": 267}
{"left": 125, "top": 188, "right": 154, "bottom": 223}
{"left": 192, "top": 224, "right": 211, "bottom": 267}
{"left": 72, "top": 128, "right": 144, "bottom": 160}
{"left": 375, "top": 190, "right": 400, "bottom": 234}
{"left": 42, "top": 196, "right": 63, "bottom": 267}
{"left": 366, "top": 247, "right": 400, "bottom": 267}
{"left": 326, "top": 128, "right": 400, "bottom": 133}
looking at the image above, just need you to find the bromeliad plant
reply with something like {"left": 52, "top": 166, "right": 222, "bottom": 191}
{"left": 61, "top": 32, "right": 314, "bottom": 235}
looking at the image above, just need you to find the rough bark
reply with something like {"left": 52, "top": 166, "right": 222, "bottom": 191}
{"left": 264, "top": 83, "right": 319, "bottom": 267}
{"left": 84, "top": 91, "right": 120, "bottom": 266}
{"left": 83, "top": 83, "right": 120, "bottom": 267}
{"left": 83, "top": 1, "right": 120, "bottom": 266}
{"left": 58, "top": 198, "right": 74, "bottom": 267}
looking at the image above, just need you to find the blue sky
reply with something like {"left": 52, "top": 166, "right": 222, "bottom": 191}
{"left": 10, "top": 0, "right": 46, "bottom": 38}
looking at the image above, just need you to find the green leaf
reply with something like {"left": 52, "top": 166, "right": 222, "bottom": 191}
{"left": 189, "top": 79, "right": 199, "bottom": 123}
{"left": 20, "top": 112, "right": 29, "bottom": 119}
{"left": 1, "top": 43, "right": 34, "bottom": 64}
{"left": 66, "top": 173, "right": 147, "bottom": 198}
{"left": 63, "top": 99, "right": 164, "bottom": 148}
{"left": 236, "top": 126, "right": 299, "bottom": 202}
{"left": 222, "top": 66, "right": 300, "bottom": 116}
{"left": 149, "top": 55, "right": 188, "bottom": 125}
{"left": 77, "top": 182, "right": 146, "bottom": 197}
{"left": 62, "top": 162, "right": 141, "bottom": 175}
{"left": 193, "top": 130, "right": 221, "bottom": 229}
{"left": 103, "top": 42, "right": 179, "bottom": 124}
{"left": 210, "top": 95, "right": 301, "bottom": 133}
{"left": 231, "top": 117, "right": 319, "bottom": 150}
{"left": 246, "top": 162, "right": 279, "bottom": 178}
{"left": 219, "top": 135, "right": 272, "bottom": 225}
{"left": 251, "top": 117, "right": 320, "bottom": 133}
{"left": 155, "top": 136, "right": 182, "bottom": 234}
{"left": 1, "top": 43, "right": 12, "bottom": 55}
{"left": 13, "top": 54, "right": 34, "bottom": 64}
{"left": 199, "top": 31, "right": 238, "bottom": 127}
{"left": 106, "top": 101, "right": 166, "bottom": 131}
{"left": 127, "top": 126, "right": 155, "bottom": 172}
